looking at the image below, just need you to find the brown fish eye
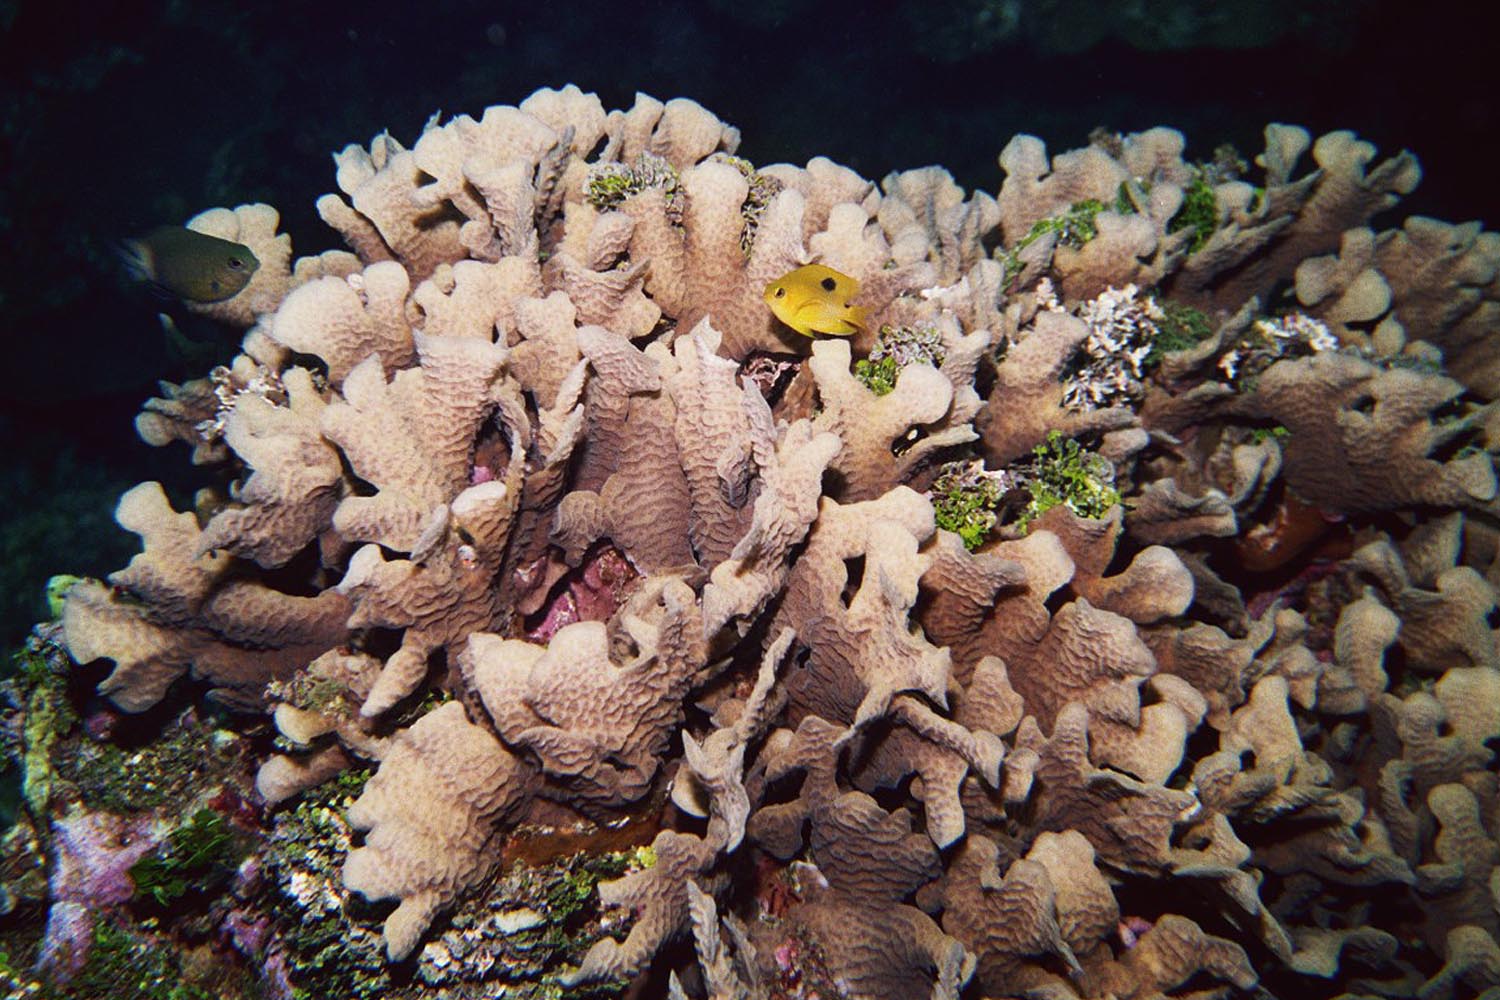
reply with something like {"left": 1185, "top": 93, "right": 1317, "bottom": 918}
{"left": 775, "top": 287, "right": 786, "bottom": 298}
{"left": 820, "top": 277, "right": 837, "bottom": 291}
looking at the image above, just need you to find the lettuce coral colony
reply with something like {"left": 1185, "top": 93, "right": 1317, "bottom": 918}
{"left": 35, "top": 85, "right": 1500, "bottom": 998}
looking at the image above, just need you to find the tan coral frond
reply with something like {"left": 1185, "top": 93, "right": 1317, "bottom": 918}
{"left": 344, "top": 702, "right": 536, "bottom": 960}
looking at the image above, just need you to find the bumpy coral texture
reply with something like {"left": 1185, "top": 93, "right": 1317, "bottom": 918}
{"left": 63, "top": 87, "right": 1500, "bottom": 998}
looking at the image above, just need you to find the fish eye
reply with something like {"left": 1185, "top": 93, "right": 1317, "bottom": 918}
{"left": 227, "top": 257, "right": 244, "bottom": 269}
{"left": 774, "top": 287, "right": 787, "bottom": 298}
{"left": 820, "top": 277, "right": 837, "bottom": 291}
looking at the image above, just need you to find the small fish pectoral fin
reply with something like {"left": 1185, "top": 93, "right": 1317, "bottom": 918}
{"left": 793, "top": 301, "right": 857, "bottom": 337}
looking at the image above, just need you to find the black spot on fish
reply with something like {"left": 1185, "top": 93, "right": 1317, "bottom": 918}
{"left": 775, "top": 287, "right": 787, "bottom": 298}
{"left": 820, "top": 276, "right": 838, "bottom": 291}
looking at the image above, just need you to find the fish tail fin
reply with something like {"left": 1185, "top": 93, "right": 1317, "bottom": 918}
{"left": 115, "top": 238, "right": 155, "bottom": 285}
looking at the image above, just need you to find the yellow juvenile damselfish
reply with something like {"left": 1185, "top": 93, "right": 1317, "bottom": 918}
{"left": 763, "top": 263, "right": 868, "bottom": 337}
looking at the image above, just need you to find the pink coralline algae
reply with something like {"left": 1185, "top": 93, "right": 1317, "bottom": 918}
{"left": 523, "top": 544, "right": 637, "bottom": 643}
{"left": 36, "top": 810, "right": 161, "bottom": 978}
